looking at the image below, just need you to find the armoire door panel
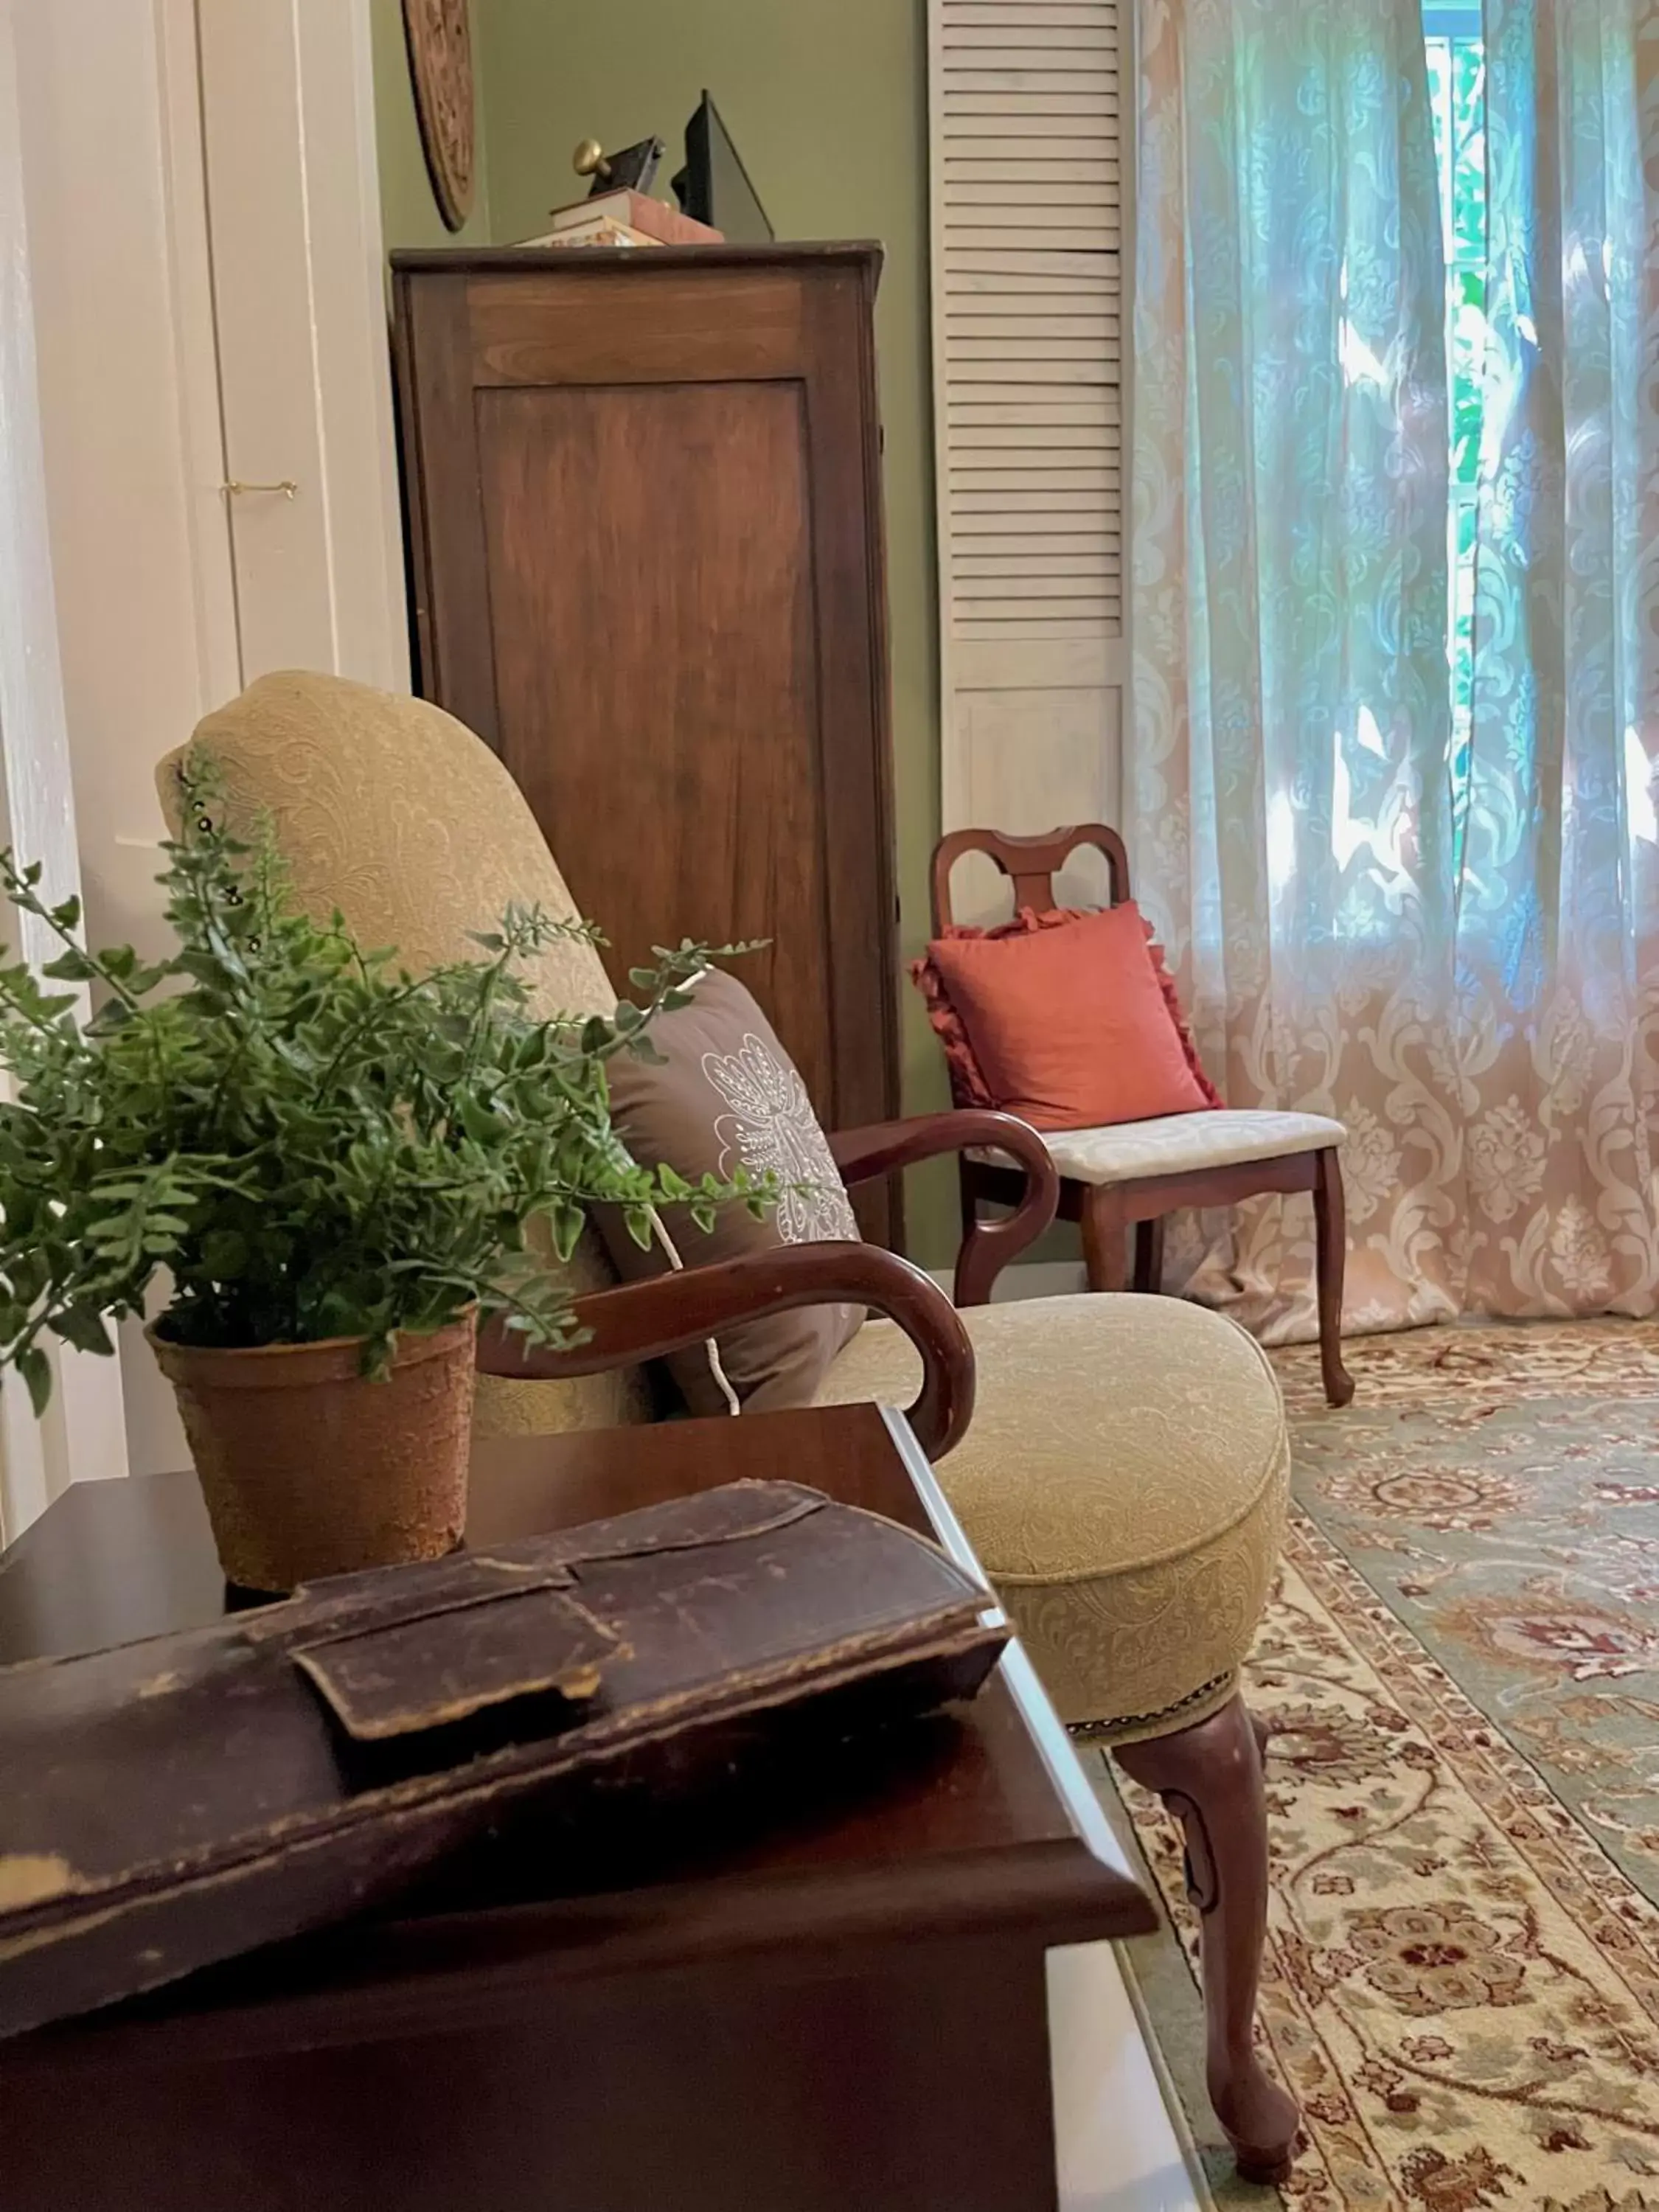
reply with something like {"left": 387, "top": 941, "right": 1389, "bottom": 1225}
{"left": 475, "top": 380, "right": 833, "bottom": 1116}
{"left": 393, "top": 246, "right": 901, "bottom": 1247}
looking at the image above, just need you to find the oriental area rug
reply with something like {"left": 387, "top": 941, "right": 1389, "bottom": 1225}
{"left": 1102, "top": 1322, "right": 1659, "bottom": 2212}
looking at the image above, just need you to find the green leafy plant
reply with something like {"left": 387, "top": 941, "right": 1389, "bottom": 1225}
{"left": 0, "top": 757, "right": 771, "bottom": 1413}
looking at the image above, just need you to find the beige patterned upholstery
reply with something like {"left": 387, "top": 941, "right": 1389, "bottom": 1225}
{"left": 975, "top": 1107, "right": 1346, "bottom": 1188}
{"left": 818, "top": 1293, "right": 1290, "bottom": 1742}
{"left": 156, "top": 669, "right": 649, "bottom": 1439}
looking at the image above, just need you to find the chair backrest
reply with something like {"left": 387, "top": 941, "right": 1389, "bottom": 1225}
{"left": 159, "top": 670, "right": 616, "bottom": 1021}
{"left": 930, "top": 824, "right": 1132, "bottom": 935}
{"left": 154, "top": 669, "right": 651, "bottom": 1440}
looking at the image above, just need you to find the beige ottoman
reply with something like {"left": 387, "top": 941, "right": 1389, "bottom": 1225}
{"left": 818, "top": 1290, "right": 1298, "bottom": 2183}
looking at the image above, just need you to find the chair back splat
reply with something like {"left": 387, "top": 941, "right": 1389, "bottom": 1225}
{"left": 930, "top": 824, "right": 1131, "bottom": 933}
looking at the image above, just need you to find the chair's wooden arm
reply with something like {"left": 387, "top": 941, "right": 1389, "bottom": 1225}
{"left": 477, "top": 1242, "right": 976, "bottom": 1460}
{"left": 829, "top": 1110, "right": 1059, "bottom": 1308}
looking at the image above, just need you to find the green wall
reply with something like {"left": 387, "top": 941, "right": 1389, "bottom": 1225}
{"left": 371, "top": 0, "right": 493, "bottom": 248}
{"left": 374, "top": 0, "right": 958, "bottom": 1259}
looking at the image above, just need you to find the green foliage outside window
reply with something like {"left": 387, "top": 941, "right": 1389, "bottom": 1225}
{"left": 1425, "top": 20, "right": 1487, "bottom": 862}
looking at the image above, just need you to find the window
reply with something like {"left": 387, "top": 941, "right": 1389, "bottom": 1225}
{"left": 1424, "top": 4, "right": 1486, "bottom": 857}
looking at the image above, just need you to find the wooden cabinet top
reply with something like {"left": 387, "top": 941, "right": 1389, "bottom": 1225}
{"left": 391, "top": 240, "right": 885, "bottom": 282}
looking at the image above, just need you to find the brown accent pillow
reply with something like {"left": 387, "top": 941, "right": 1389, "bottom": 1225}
{"left": 594, "top": 969, "right": 864, "bottom": 1415}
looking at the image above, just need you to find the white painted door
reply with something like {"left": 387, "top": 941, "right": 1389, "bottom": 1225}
{"left": 929, "top": 0, "right": 1130, "bottom": 920}
{"left": 196, "top": 0, "right": 409, "bottom": 690}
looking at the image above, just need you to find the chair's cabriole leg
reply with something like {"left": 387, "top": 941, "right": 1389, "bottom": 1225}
{"left": 958, "top": 1160, "right": 979, "bottom": 1253}
{"left": 1080, "top": 1186, "right": 1127, "bottom": 1293}
{"left": 1132, "top": 1217, "right": 1165, "bottom": 1295}
{"left": 1311, "top": 1147, "right": 1354, "bottom": 1407}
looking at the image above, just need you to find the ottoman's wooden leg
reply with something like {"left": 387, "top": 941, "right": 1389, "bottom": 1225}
{"left": 1312, "top": 1147, "right": 1354, "bottom": 1407}
{"left": 1116, "top": 1695, "right": 1298, "bottom": 2185}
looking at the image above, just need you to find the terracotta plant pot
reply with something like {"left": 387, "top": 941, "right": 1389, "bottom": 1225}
{"left": 147, "top": 1310, "right": 477, "bottom": 1593}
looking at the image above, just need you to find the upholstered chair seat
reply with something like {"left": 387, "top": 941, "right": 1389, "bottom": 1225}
{"left": 818, "top": 1292, "right": 1289, "bottom": 1743}
{"left": 1023, "top": 1107, "right": 1347, "bottom": 1188}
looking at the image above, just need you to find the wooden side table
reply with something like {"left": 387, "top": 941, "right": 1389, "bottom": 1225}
{"left": 0, "top": 1402, "right": 1153, "bottom": 2212}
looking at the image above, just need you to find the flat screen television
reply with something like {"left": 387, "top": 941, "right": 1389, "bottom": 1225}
{"left": 673, "top": 93, "right": 774, "bottom": 243}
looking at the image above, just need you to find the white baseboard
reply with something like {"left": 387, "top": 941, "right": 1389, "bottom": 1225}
{"left": 1051, "top": 1941, "right": 1209, "bottom": 2212}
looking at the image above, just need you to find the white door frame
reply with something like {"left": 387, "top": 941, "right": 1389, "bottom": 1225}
{"left": 2, "top": 0, "right": 405, "bottom": 1506}
{"left": 0, "top": 0, "right": 133, "bottom": 1537}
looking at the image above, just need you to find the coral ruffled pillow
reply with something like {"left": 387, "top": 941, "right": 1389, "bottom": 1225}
{"left": 914, "top": 902, "right": 1221, "bottom": 1132}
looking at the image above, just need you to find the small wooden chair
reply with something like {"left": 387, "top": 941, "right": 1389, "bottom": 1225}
{"left": 932, "top": 824, "right": 1355, "bottom": 1408}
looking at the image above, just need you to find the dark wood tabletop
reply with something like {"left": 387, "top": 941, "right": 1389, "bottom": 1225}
{"left": 0, "top": 1401, "right": 1152, "bottom": 2212}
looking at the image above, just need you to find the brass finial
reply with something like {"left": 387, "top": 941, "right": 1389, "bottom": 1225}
{"left": 572, "top": 139, "right": 612, "bottom": 183}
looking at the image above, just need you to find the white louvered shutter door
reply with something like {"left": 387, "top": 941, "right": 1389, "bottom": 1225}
{"left": 930, "top": 0, "right": 1129, "bottom": 918}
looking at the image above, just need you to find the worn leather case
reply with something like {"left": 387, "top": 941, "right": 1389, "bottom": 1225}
{"left": 0, "top": 1481, "right": 1005, "bottom": 2039}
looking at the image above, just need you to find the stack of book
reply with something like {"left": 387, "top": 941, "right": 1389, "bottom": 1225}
{"left": 516, "top": 189, "right": 723, "bottom": 251}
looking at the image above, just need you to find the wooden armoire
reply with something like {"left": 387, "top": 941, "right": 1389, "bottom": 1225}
{"left": 390, "top": 244, "right": 902, "bottom": 1245}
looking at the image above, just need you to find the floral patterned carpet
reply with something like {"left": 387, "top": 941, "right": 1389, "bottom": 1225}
{"left": 1107, "top": 1322, "right": 1659, "bottom": 2212}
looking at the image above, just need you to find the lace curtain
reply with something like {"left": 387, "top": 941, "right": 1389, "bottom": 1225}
{"left": 1455, "top": 0, "right": 1659, "bottom": 1311}
{"left": 1130, "top": 0, "right": 1659, "bottom": 1334}
{"left": 1130, "top": 0, "right": 1461, "bottom": 1338}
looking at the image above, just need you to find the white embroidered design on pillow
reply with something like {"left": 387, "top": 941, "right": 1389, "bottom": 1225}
{"left": 700, "top": 1033, "right": 859, "bottom": 1245}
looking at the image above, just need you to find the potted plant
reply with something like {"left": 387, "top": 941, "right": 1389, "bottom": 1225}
{"left": 0, "top": 760, "right": 765, "bottom": 1592}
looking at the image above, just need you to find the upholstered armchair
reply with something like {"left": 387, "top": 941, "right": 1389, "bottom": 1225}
{"left": 159, "top": 672, "right": 1299, "bottom": 2183}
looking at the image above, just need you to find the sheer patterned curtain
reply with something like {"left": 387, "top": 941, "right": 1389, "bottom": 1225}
{"left": 1454, "top": 0, "right": 1659, "bottom": 1312}
{"left": 1129, "top": 0, "right": 1463, "bottom": 1338}
{"left": 1131, "top": 0, "right": 1659, "bottom": 1333}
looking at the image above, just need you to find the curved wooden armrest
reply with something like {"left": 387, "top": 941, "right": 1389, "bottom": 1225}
{"left": 829, "top": 1110, "right": 1059, "bottom": 1307}
{"left": 477, "top": 1242, "right": 976, "bottom": 1460}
